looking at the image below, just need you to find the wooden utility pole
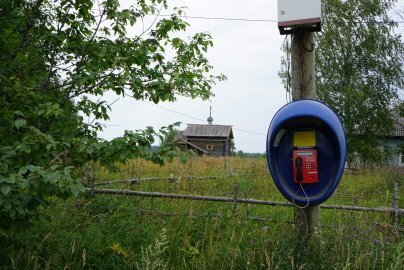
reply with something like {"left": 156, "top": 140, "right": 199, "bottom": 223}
{"left": 291, "top": 30, "right": 320, "bottom": 239}
{"left": 291, "top": 31, "right": 316, "bottom": 100}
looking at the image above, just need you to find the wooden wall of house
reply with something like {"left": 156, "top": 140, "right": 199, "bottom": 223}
{"left": 188, "top": 137, "right": 230, "bottom": 157}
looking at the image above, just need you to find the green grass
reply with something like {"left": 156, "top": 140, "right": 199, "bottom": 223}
{"left": 1, "top": 157, "right": 403, "bottom": 269}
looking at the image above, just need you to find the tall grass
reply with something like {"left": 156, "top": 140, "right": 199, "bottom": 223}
{"left": 1, "top": 157, "right": 402, "bottom": 269}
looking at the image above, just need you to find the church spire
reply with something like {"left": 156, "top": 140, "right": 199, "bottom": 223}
{"left": 207, "top": 106, "right": 213, "bottom": 125}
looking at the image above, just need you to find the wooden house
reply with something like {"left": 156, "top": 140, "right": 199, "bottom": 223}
{"left": 349, "top": 109, "right": 404, "bottom": 168}
{"left": 173, "top": 110, "right": 234, "bottom": 157}
{"left": 386, "top": 110, "right": 404, "bottom": 166}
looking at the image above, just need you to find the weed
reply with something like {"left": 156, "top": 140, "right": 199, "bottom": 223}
{"left": 387, "top": 241, "right": 404, "bottom": 270}
{"left": 135, "top": 228, "right": 169, "bottom": 270}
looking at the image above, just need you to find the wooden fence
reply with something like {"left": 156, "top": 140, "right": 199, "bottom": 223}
{"left": 86, "top": 180, "right": 403, "bottom": 229}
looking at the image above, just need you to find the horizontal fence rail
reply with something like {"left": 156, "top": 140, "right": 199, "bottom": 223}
{"left": 137, "top": 209, "right": 274, "bottom": 222}
{"left": 93, "top": 176, "right": 218, "bottom": 187}
{"left": 86, "top": 188, "right": 404, "bottom": 215}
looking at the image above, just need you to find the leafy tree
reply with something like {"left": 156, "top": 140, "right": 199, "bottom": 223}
{"left": 159, "top": 125, "right": 180, "bottom": 147}
{"left": 398, "top": 102, "right": 404, "bottom": 117}
{"left": 229, "top": 140, "right": 236, "bottom": 156}
{"left": 281, "top": 0, "right": 404, "bottom": 166}
{"left": 0, "top": 0, "right": 224, "bottom": 231}
{"left": 316, "top": 0, "right": 404, "bottom": 166}
{"left": 236, "top": 150, "right": 245, "bottom": 158}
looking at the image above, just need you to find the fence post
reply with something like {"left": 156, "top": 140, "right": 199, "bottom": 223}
{"left": 224, "top": 156, "right": 228, "bottom": 174}
{"left": 393, "top": 182, "right": 399, "bottom": 232}
{"left": 232, "top": 184, "right": 239, "bottom": 216}
{"left": 130, "top": 164, "right": 135, "bottom": 179}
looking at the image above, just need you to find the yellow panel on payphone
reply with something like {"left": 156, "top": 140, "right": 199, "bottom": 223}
{"left": 293, "top": 131, "right": 316, "bottom": 147}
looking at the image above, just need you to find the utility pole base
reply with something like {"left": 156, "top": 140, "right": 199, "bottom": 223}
{"left": 295, "top": 205, "right": 320, "bottom": 239}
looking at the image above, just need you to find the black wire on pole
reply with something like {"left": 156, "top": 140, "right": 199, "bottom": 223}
{"left": 143, "top": 101, "right": 266, "bottom": 136}
{"left": 151, "top": 14, "right": 278, "bottom": 22}
{"left": 150, "top": 14, "right": 404, "bottom": 24}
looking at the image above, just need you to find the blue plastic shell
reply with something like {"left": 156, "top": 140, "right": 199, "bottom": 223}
{"left": 266, "top": 100, "right": 347, "bottom": 206}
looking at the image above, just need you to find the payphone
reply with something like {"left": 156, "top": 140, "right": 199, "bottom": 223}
{"left": 266, "top": 100, "right": 347, "bottom": 206}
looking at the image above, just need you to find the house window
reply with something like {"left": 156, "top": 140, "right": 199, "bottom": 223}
{"left": 206, "top": 144, "right": 213, "bottom": 150}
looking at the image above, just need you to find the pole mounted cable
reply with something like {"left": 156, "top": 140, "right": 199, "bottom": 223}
{"left": 149, "top": 14, "right": 404, "bottom": 24}
{"left": 143, "top": 101, "right": 266, "bottom": 136}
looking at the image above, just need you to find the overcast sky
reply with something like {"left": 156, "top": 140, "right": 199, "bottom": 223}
{"left": 98, "top": 0, "right": 404, "bottom": 153}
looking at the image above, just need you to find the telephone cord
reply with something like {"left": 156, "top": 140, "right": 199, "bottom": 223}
{"left": 292, "top": 182, "right": 310, "bottom": 209}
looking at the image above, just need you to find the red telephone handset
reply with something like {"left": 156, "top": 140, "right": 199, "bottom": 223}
{"left": 293, "top": 149, "right": 318, "bottom": 184}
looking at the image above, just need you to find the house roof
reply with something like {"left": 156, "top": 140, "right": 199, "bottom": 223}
{"left": 392, "top": 110, "right": 404, "bottom": 137}
{"left": 182, "top": 124, "right": 234, "bottom": 139}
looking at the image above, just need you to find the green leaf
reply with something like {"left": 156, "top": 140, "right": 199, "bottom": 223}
{"left": 77, "top": 183, "right": 85, "bottom": 193}
{"left": 44, "top": 172, "right": 59, "bottom": 184}
{"left": 1, "top": 185, "right": 11, "bottom": 195}
{"left": 16, "top": 207, "right": 25, "bottom": 215}
{"left": 19, "top": 180, "right": 30, "bottom": 190}
{"left": 14, "top": 119, "right": 27, "bottom": 129}
{"left": 70, "top": 184, "right": 80, "bottom": 196}
{"left": 14, "top": 111, "right": 25, "bottom": 117}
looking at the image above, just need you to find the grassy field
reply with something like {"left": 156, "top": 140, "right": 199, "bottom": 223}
{"left": 1, "top": 157, "right": 403, "bottom": 269}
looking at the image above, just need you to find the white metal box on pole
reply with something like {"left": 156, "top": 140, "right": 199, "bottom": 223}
{"left": 278, "top": 0, "right": 322, "bottom": 35}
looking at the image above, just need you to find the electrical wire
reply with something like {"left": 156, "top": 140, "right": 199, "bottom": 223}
{"left": 150, "top": 14, "right": 404, "bottom": 24}
{"left": 143, "top": 100, "right": 207, "bottom": 123}
{"left": 232, "top": 127, "right": 265, "bottom": 136}
{"left": 150, "top": 14, "right": 277, "bottom": 22}
{"left": 142, "top": 101, "right": 266, "bottom": 136}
